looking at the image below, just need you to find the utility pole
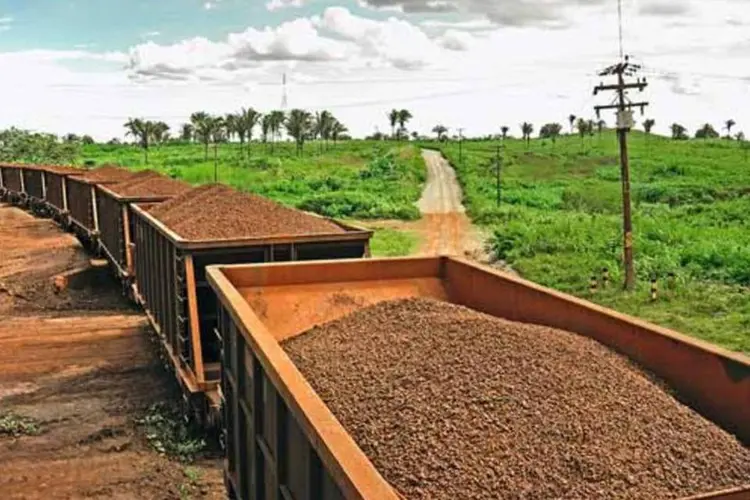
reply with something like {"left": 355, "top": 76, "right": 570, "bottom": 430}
{"left": 593, "top": 55, "right": 648, "bottom": 290}
{"left": 495, "top": 143, "right": 502, "bottom": 206}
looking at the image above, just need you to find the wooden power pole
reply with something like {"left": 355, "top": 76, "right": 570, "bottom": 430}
{"left": 593, "top": 55, "right": 648, "bottom": 290}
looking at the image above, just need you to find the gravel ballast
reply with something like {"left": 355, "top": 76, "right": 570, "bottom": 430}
{"left": 148, "top": 184, "right": 345, "bottom": 240}
{"left": 283, "top": 297, "right": 750, "bottom": 500}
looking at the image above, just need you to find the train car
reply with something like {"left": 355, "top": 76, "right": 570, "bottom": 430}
{"left": 21, "top": 165, "right": 49, "bottom": 214}
{"left": 94, "top": 172, "right": 190, "bottom": 281}
{"left": 0, "top": 163, "right": 25, "bottom": 204}
{"left": 130, "top": 186, "right": 373, "bottom": 428}
{"left": 43, "top": 165, "right": 85, "bottom": 223}
{"left": 207, "top": 256, "right": 750, "bottom": 500}
{"left": 64, "top": 166, "right": 137, "bottom": 246}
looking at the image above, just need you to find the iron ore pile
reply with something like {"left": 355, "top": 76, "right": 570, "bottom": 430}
{"left": 148, "top": 184, "right": 344, "bottom": 240}
{"left": 79, "top": 165, "right": 137, "bottom": 183}
{"left": 107, "top": 170, "right": 190, "bottom": 197}
{"left": 283, "top": 297, "right": 750, "bottom": 500}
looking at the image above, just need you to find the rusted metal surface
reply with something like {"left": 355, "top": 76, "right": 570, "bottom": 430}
{"left": 211, "top": 268, "right": 396, "bottom": 500}
{"left": 95, "top": 185, "right": 178, "bottom": 278}
{"left": 65, "top": 177, "right": 98, "bottom": 236}
{"left": 207, "top": 256, "right": 750, "bottom": 500}
{"left": 129, "top": 203, "right": 372, "bottom": 419}
{"left": 21, "top": 167, "right": 45, "bottom": 201}
{"left": 0, "top": 164, "right": 24, "bottom": 194}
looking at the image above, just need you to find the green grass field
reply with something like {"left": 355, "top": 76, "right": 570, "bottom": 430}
{"left": 436, "top": 132, "right": 750, "bottom": 353}
{"left": 79, "top": 133, "right": 750, "bottom": 354}
{"left": 82, "top": 140, "right": 426, "bottom": 221}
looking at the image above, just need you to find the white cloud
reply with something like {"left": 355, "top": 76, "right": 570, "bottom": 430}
{"left": 1, "top": 0, "right": 749, "bottom": 142}
{"left": 141, "top": 31, "right": 161, "bottom": 39}
{"left": 266, "top": 0, "right": 307, "bottom": 11}
{"left": 0, "top": 16, "right": 12, "bottom": 24}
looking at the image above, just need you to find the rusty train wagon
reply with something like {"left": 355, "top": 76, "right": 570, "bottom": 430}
{"left": 21, "top": 165, "right": 51, "bottom": 214}
{"left": 64, "top": 167, "right": 137, "bottom": 244}
{"left": 208, "top": 257, "right": 750, "bottom": 500}
{"left": 130, "top": 199, "right": 373, "bottom": 428}
{"left": 0, "top": 163, "right": 25, "bottom": 204}
{"left": 94, "top": 174, "right": 190, "bottom": 281}
{"left": 43, "top": 165, "right": 85, "bottom": 222}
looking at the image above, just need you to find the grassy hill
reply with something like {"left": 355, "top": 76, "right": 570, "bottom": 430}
{"left": 436, "top": 131, "right": 750, "bottom": 353}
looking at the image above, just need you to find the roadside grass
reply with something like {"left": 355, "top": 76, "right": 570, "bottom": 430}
{"left": 369, "top": 228, "right": 420, "bottom": 257}
{"left": 81, "top": 140, "right": 425, "bottom": 221}
{"left": 434, "top": 131, "right": 750, "bottom": 354}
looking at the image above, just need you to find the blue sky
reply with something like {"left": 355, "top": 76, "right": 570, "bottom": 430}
{"left": 0, "top": 0, "right": 748, "bottom": 140}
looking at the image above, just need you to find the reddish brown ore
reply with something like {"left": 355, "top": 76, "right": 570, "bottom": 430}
{"left": 148, "top": 183, "right": 344, "bottom": 241}
{"left": 80, "top": 165, "right": 136, "bottom": 183}
{"left": 284, "top": 297, "right": 750, "bottom": 500}
{"left": 108, "top": 171, "right": 190, "bottom": 197}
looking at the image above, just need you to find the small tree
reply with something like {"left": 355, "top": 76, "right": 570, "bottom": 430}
{"left": 568, "top": 114, "right": 576, "bottom": 134}
{"left": 181, "top": 123, "right": 194, "bottom": 143}
{"left": 501, "top": 126, "right": 509, "bottom": 140}
{"left": 285, "top": 109, "right": 313, "bottom": 156}
{"left": 596, "top": 119, "right": 606, "bottom": 137}
{"left": 432, "top": 125, "right": 448, "bottom": 141}
{"left": 671, "top": 123, "right": 688, "bottom": 140}
{"left": 520, "top": 122, "right": 534, "bottom": 148}
{"left": 539, "top": 123, "right": 562, "bottom": 148}
{"left": 576, "top": 118, "right": 589, "bottom": 148}
{"left": 695, "top": 123, "right": 719, "bottom": 140}
{"left": 190, "top": 112, "right": 212, "bottom": 160}
{"left": 81, "top": 135, "right": 95, "bottom": 145}
{"left": 331, "top": 119, "right": 348, "bottom": 146}
{"left": 397, "top": 109, "right": 413, "bottom": 141}
{"left": 239, "top": 108, "right": 261, "bottom": 158}
{"left": 388, "top": 109, "right": 399, "bottom": 139}
{"left": 725, "top": 119, "right": 736, "bottom": 139}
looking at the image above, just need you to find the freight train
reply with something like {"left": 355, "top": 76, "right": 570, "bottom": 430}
{"left": 2, "top": 162, "right": 749, "bottom": 500}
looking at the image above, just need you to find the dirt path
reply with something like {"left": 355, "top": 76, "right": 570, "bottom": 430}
{"left": 0, "top": 204, "right": 223, "bottom": 499}
{"left": 415, "top": 150, "right": 483, "bottom": 257}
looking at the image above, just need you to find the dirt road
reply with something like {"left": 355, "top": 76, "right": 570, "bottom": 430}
{"left": 0, "top": 204, "right": 222, "bottom": 499}
{"left": 416, "top": 150, "right": 481, "bottom": 257}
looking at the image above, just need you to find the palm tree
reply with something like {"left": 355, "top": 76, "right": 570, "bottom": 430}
{"left": 261, "top": 114, "right": 272, "bottom": 151}
{"left": 190, "top": 112, "right": 211, "bottom": 160}
{"left": 181, "top": 123, "right": 194, "bottom": 143}
{"left": 152, "top": 121, "right": 170, "bottom": 145}
{"left": 124, "top": 118, "right": 157, "bottom": 164}
{"left": 432, "top": 125, "right": 448, "bottom": 141}
{"left": 331, "top": 119, "right": 348, "bottom": 146}
{"left": 313, "top": 110, "right": 334, "bottom": 152}
{"left": 285, "top": 109, "right": 313, "bottom": 156}
{"left": 596, "top": 119, "right": 606, "bottom": 137}
{"left": 388, "top": 109, "right": 399, "bottom": 140}
{"left": 268, "top": 110, "right": 286, "bottom": 153}
{"left": 208, "top": 116, "right": 225, "bottom": 182}
{"left": 725, "top": 119, "right": 736, "bottom": 139}
{"left": 568, "top": 114, "right": 577, "bottom": 134}
{"left": 238, "top": 108, "right": 261, "bottom": 158}
{"left": 643, "top": 119, "right": 655, "bottom": 137}
{"left": 544, "top": 123, "right": 562, "bottom": 147}
{"left": 501, "top": 126, "right": 509, "bottom": 140}
{"left": 397, "top": 109, "right": 413, "bottom": 141}
{"left": 224, "top": 114, "right": 238, "bottom": 142}
{"left": 520, "top": 122, "right": 533, "bottom": 148}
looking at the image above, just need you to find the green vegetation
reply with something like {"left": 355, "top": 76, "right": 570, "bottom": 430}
{"left": 82, "top": 141, "right": 426, "bottom": 220}
{"left": 135, "top": 403, "right": 206, "bottom": 462}
{"left": 369, "top": 228, "right": 419, "bottom": 257}
{"left": 0, "top": 128, "right": 79, "bottom": 164}
{"left": 436, "top": 131, "right": 750, "bottom": 354}
{"left": 179, "top": 466, "right": 203, "bottom": 500}
{"left": 0, "top": 413, "right": 42, "bottom": 437}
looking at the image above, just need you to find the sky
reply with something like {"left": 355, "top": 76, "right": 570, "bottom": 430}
{"left": 0, "top": 0, "right": 748, "bottom": 140}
